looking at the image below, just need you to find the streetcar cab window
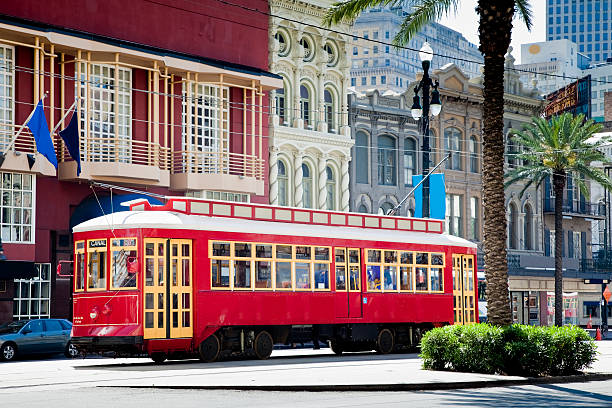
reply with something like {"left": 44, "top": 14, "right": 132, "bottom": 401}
{"left": 275, "top": 245, "right": 292, "bottom": 290}
{"left": 87, "top": 239, "right": 107, "bottom": 290}
{"left": 399, "top": 252, "right": 413, "bottom": 291}
{"left": 211, "top": 242, "right": 231, "bottom": 288}
{"left": 255, "top": 244, "right": 272, "bottom": 288}
{"left": 334, "top": 248, "right": 347, "bottom": 291}
{"left": 366, "top": 250, "right": 381, "bottom": 291}
{"left": 314, "top": 247, "right": 330, "bottom": 290}
{"left": 366, "top": 250, "right": 445, "bottom": 293}
{"left": 234, "top": 243, "right": 252, "bottom": 289}
{"left": 415, "top": 252, "right": 428, "bottom": 291}
{"left": 75, "top": 241, "right": 85, "bottom": 292}
{"left": 348, "top": 249, "right": 361, "bottom": 291}
{"left": 295, "top": 246, "right": 311, "bottom": 290}
{"left": 111, "top": 238, "right": 138, "bottom": 289}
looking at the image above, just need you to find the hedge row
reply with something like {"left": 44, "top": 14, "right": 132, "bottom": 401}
{"left": 419, "top": 324, "right": 597, "bottom": 377}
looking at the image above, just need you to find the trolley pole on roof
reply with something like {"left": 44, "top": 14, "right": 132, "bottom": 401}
{"left": 387, "top": 153, "right": 450, "bottom": 217}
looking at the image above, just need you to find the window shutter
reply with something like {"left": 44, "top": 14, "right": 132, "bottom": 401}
{"left": 544, "top": 229, "right": 550, "bottom": 257}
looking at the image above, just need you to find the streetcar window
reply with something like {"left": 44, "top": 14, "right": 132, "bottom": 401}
{"left": 367, "top": 250, "right": 380, "bottom": 263}
{"left": 415, "top": 267, "right": 427, "bottom": 291}
{"left": 276, "top": 245, "right": 292, "bottom": 259}
{"left": 234, "top": 260, "right": 252, "bottom": 288}
{"left": 430, "top": 267, "right": 442, "bottom": 291}
{"left": 384, "top": 266, "right": 397, "bottom": 290}
{"left": 234, "top": 243, "right": 251, "bottom": 258}
{"left": 111, "top": 238, "right": 138, "bottom": 289}
{"left": 349, "top": 250, "right": 359, "bottom": 264}
{"left": 295, "top": 262, "right": 311, "bottom": 289}
{"left": 384, "top": 251, "right": 397, "bottom": 263}
{"left": 431, "top": 253, "right": 444, "bottom": 266}
{"left": 400, "top": 252, "right": 413, "bottom": 264}
{"left": 255, "top": 261, "right": 272, "bottom": 288}
{"left": 145, "top": 258, "right": 154, "bottom": 286}
{"left": 315, "top": 247, "right": 329, "bottom": 261}
{"left": 335, "top": 248, "right": 345, "bottom": 263}
{"left": 335, "top": 266, "right": 346, "bottom": 290}
{"left": 256, "top": 244, "right": 272, "bottom": 258}
{"left": 416, "top": 253, "right": 429, "bottom": 265}
{"left": 211, "top": 259, "right": 230, "bottom": 288}
{"left": 349, "top": 265, "right": 360, "bottom": 291}
{"left": 315, "top": 263, "right": 329, "bottom": 289}
{"left": 75, "top": 241, "right": 85, "bottom": 292}
{"left": 295, "top": 246, "right": 311, "bottom": 260}
{"left": 275, "top": 261, "right": 292, "bottom": 289}
{"left": 366, "top": 265, "right": 381, "bottom": 291}
{"left": 212, "top": 242, "right": 231, "bottom": 257}
{"left": 400, "top": 266, "right": 413, "bottom": 290}
{"left": 87, "top": 239, "right": 107, "bottom": 290}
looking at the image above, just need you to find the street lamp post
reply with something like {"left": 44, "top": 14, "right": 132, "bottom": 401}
{"left": 411, "top": 42, "right": 441, "bottom": 218}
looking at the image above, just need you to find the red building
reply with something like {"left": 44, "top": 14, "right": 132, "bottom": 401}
{"left": 0, "top": 0, "right": 280, "bottom": 323}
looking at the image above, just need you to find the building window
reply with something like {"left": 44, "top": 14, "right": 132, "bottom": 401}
{"left": 524, "top": 204, "right": 533, "bottom": 250}
{"left": 404, "top": 138, "right": 416, "bottom": 186}
{"left": 356, "top": 131, "right": 369, "bottom": 184}
{"left": 469, "top": 136, "right": 478, "bottom": 173}
{"left": 371, "top": 76, "right": 376, "bottom": 85}
{"left": 275, "top": 83, "right": 287, "bottom": 125}
{"left": 0, "top": 45, "right": 14, "bottom": 148}
{"left": 324, "top": 89, "right": 335, "bottom": 132}
{"left": 361, "top": 77, "right": 366, "bottom": 86}
{"left": 278, "top": 160, "right": 289, "bottom": 206}
{"left": 381, "top": 75, "right": 386, "bottom": 84}
{"left": 358, "top": 204, "right": 368, "bottom": 213}
{"left": 1, "top": 172, "right": 34, "bottom": 243}
{"left": 302, "top": 163, "right": 313, "bottom": 208}
{"left": 186, "top": 190, "right": 250, "bottom": 202}
{"left": 509, "top": 203, "right": 518, "bottom": 249}
{"left": 378, "top": 135, "right": 396, "bottom": 185}
{"left": 469, "top": 197, "right": 479, "bottom": 241}
{"left": 444, "top": 127, "right": 462, "bottom": 170}
{"left": 300, "top": 84, "right": 311, "bottom": 128}
{"left": 326, "top": 166, "right": 336, "bottom": 210}
{"left": 13, "top": 264, "right": 51, "bottom": 320}
{"left": 446, "top": 194, "right": 463, "bottom": 237}
{"left": 351, "top": 78, "right": 356, "bottom": 87}
{"left": 378, "top": 202, "right": 394, "bottom": 215}
{"left": 78, "top": 63, "right": 132, "bottom": 162}
{"left": 182, "top": 83, "right": 229, "bottom": 173}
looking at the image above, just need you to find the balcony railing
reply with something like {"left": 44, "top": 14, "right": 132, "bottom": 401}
{"left": 543, "top": 199, "right": 605, "bottom": 217}
{"left": 172, "top": 150, "right": 265, "bottom": 180}
{"left": 0, "top": 123, "right": 38, "bottom": 154}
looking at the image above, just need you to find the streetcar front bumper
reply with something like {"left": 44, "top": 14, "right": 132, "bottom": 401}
{"left": 71, "top": 336, "right": 144, "bottom": 354}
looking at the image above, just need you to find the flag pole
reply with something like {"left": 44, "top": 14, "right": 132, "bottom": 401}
{"left": 50, "top": 97, "right": 79, "bottom": 136}
{"left": 5, "top": 93, "right": 49, "bottom": 152}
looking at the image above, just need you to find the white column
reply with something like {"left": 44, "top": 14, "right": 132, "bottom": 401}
{"left": 269, "top": 147, "right": 279, "bottom": 206}
{"left": 294, "top": 151, "right": 304, "bottom": 208}
{"left": 341, "top": 156, "right": 350, "bottom": 212}
{"left": 317, "top": 154, "right": 327, "bottom": 209}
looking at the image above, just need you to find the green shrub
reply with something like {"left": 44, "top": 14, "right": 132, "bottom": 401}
{"left": 419, "top": 323, "right": 597, "bottom": 377}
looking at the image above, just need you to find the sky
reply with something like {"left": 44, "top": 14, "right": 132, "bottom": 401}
{"left": 438, "top": 0, "right": 546, "bottom": 64}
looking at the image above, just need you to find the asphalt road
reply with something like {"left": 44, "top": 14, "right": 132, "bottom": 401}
{"left": 3, "top": 382, "right": 612, "bottom": 408}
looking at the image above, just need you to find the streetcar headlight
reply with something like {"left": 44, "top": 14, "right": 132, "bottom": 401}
{"left": 90, "top": 307, "right": 99, "bottom": 320}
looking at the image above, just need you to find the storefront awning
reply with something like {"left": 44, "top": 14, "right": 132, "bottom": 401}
{"left": 0, "top": 261, "right": 37, "bottom": 280}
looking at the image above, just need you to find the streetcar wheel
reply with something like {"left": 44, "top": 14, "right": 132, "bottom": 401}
{"left": 329, "top": 340, "right": 344, "bottom": 355}
{"left": 64, "top": 342, "right": 80, "bottom": 359}
{"left": 150, "top": 352, "right": 167, "bottom": 364}
{"left": 199, "top": 334, "right": 221, "bottom": 362}
{"left": 376, "top": 328, "right": 394, "bottom": 354}
{"left": 253, "top": 331, "right": 273, "bottom": 360}
{"left": 1, "top": 343, "right": 17, "bottom": 361}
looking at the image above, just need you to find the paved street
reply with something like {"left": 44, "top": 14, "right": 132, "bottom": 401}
{"left": 3, "top": 342, "right": 612, "bottom": 407}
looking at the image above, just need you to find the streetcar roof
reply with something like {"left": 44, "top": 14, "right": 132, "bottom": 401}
{"left": 73, "top": 211, "right": 477, "bottom": 248}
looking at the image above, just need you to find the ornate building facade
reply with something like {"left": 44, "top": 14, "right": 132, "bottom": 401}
{"left": 268, "top": 0, "right": 353, "bottom": 211}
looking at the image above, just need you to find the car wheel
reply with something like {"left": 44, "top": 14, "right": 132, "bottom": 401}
{"left": 64, "top": 342, "right": 79, "bottom": 359}
{"left": 1, "top": 343, "right": 17, "bottom": 361}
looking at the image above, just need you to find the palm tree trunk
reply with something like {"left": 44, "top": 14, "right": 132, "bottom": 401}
{"left": 477, "top": 0, "right": 515, "bottom": 326}
{"left": 553, "top": 172, "right": 566, "bottom": 326}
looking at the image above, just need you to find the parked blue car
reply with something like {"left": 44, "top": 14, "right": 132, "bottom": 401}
{"left": 0, "top": 319, "right": 78, "bottom": 361}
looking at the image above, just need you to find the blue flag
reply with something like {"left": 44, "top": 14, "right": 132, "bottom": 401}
{"left": 27, "top": 100, "right": 57, "bottom": 168}
{"left": 413, "top": 173, "right": 446, "bottom": 220}
{"left": 59, "top": 108, "right": 81, "bottom": 176}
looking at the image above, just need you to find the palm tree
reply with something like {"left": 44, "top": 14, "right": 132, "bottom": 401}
{"left": 506, "top": 113, "right": 612, "bottom": 326}
{"left": 324, "top": 1, "right": 532, "bottom": 325}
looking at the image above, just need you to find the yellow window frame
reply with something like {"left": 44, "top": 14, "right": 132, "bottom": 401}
{"left": 74, "top": 241, "right": 86, "bottom": 293}
{"left": 87, "top": 238, "right": 108, "bottom": 291}
{"left": 110, "top": 237, "right": 138, "bottom": 290}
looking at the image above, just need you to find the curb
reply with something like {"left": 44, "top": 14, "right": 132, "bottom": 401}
{"left": 99, "top": 372, "right": 612, "bottom": 392}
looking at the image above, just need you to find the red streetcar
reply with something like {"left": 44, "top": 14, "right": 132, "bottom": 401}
{"left": 69, "top": 197, "right": 478, "bottom": 362}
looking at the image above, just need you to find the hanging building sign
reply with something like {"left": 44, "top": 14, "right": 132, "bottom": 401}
{"left": 544, "top": 75, "right": 591, "bottom": 119}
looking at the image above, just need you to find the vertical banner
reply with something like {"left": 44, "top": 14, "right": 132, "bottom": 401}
{"left": 412, "top": 173, "right": 446, "bottom": 219}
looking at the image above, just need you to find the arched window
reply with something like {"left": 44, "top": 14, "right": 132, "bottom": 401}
{"left": 378, "top": 135, "right": 396, "bottom": 185}
{"left": 469, "top": 136, "right": 478, "bottom": 173}
{"left": 324, "top": 89, "right": 334, "bottom": 132}
{"left": 275, "top": 80, "right": 287, "bottom": 125}
{"left": 300, "top": 84, "right": 311, "bottom": 128}
{"left": 326, "top": 166, "right": 336, "bottom": 210}
{"left": 524, "top": 204, "right": 533, "bottom": 250}
{"left": 358, "top": 204, "right": 368, "bottom": 213}
{"left": 278, "top": 160, "right": 288, "bottom": 207}
{"left": 356, "top": 131, "right": 369, "bottom": 184}
{"left": 378, "top": 202, "right": 394, "bottom": 215}
{"left": 404, "top": 138, "right": 417, "bottom": 186}
{"left": 509, "top": 203, "right": 518, "bottom": 249}
{"left": 444, "top": 127, "right": 462, "bottom": 170}
{"left": 302, "top": 163, "right": 313, "bottom": 208}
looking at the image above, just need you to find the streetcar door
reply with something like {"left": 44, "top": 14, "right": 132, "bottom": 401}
{"left": 452, "top": 254, "right": 476, "bottom": 325}
{"left": 334, "top": 247, "right": 363, "bottom": 318}
{"left": 143, "top": 239, "right": 193, "bottom": 339}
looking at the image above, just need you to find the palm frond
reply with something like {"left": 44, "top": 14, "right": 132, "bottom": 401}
{"left": 322, "top": 0, "right": 400, "bottom": 26}
{"left": 393, "top": 0, "right": 460, "bottom": 46}
{"left": 514, "top": 0, "right": 533, "bottom": 30}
